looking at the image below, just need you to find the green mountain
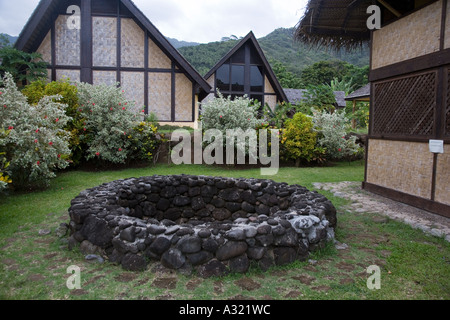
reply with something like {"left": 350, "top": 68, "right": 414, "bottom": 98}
{"left": 167, "top": 37, "right": 200, "bottom": 49}
{"left": 179, "top": 28, "right": 370, "bottom": 78}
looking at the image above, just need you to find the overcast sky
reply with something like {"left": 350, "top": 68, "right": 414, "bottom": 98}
{"left": 0, "top": 0, "right": 307, "bottom": 43}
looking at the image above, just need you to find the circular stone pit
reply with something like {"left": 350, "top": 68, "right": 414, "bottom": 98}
{"left": 68, "top": 175, "right": 337, "bottom": 277}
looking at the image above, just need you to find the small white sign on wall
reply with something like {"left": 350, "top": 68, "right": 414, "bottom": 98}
{"left": 429, "top": 140, "right": 444, "bottom": 154}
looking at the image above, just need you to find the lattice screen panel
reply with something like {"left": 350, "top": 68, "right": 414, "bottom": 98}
{"left": 373, "top": 72, "right": 437, "bottom": 136}
{"left": 446, "top": 68, "right": 450, "bottom": 136}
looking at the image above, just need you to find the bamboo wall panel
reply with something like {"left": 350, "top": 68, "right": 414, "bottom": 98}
{"left": 367, "top": 140, "right": 434, "bottom": 199}
{"left": 93, "top": 70, "right": 117, "bottom": 86}
{"left": 36, "top": 31, "right": 52, "bottom": 65}
{"left": 121, "top": 18, "right": 144, "bottom": 68}
{"left": 265, "top": 95, "right": 277, "bottom": 111}
{"left": 435, "top": 145, "right": 450, "bottom": 205}
{"left": 148, "top": 72, "right": 172, "bottom": 121}
{"left": 446, "top": 68, "right": 450, "bottom": 136}
{"left": 92, "top": 17, "right": 117, "bottom": 67}
{"left": 56, "top": 69, "right": 80, "bottom": 82}
{"left": 206, "top": 75, "right": 215, "bottom": 88}
{"left": 55, "top": 15, "right": 81, "bottom": 66}
{"left": 148, "top": 38, "right": 171, "bottom": 69}
{"left": 372, "top": 1, "right": 442, "bottom": 69}
{"left": 175, "top": 73, "right": 193, "bottom": 122}
{"left": 264, "top": 76, "right": 275, "bottom": 94}
{"left": 445, "top": 0, "right": 450, "bottom": 49}
{"left": 120, "top": 72, "right": 145, "bottom": 113}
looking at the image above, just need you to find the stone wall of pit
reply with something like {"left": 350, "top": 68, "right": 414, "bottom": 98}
{"left": 68, "top": 175, "right": 337, "bottom": 277}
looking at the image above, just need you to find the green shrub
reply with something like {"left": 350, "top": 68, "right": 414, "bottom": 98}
{"left": 129, "top": 121, "right": 163, "bottom": 163}
{"left": 280, "top": 113, "right": 317, "bottom": 166}
{"left": 312, "top": 110, "right": 360, "bottom": 160}
{"left": 22, "top": 79, "right": 84, "bottom": 166}
{"left": 0, "top": 73, "right": 71, "bottom": 189}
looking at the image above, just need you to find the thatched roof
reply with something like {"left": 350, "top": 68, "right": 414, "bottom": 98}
{"left": 295, "top": 0, "right": 373, "bottom": 51}
{"left": 345, "top": 83, "right": 371, "bottom": 101}
{"left": 295, "top": 0, "right": 437, "bottom": 50}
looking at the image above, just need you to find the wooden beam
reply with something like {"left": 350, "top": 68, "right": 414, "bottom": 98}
{"left": 378, "top": 0, "right": 402, "bottom": 17}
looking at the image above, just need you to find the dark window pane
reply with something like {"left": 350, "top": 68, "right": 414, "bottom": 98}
{"left": 232, "top": 46, "right": 246, "bottom": 64}
{"left": 231, "top": 65, "right": 245, "bottom": 92}
{"left": 250, "top": 65, "right": 263, "bottom": 92}
{"left": 216, "top": 64, "right": 230, "bottom": 91}
{"left": 250, "top": 46, "right": 263, "bottom": 65}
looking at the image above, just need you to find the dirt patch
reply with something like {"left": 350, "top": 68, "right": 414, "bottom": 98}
{"left": 214, "top": 280, "right": 224, "bottom": 294}
{"left": 311, "top": 285, "right": 332, "bottom": 292}
{"left": 152, "top": 277, "right": 177, "bottom": 290}
{"left": 234, "top": 278, "right": 261, "bottom": 291}
{"left": 284, "top": 290, "right": 303, "bottom": 299}
{"left": 336, "top": 262, "right": 356, "bottom": 272}
{"left": 229, "top": 294, "right": 255, "bottom": 300}
{"left": 70, "top": 289, "right": 89, "bottom": 296}
{"left": 114, "top": 272, "right": 137, "bottom": 283}
{"left": 186, "top": 279, "right": 203, "bottom": 291}
{"left": 292, "top": 274, "right": 316, "bottom": 285}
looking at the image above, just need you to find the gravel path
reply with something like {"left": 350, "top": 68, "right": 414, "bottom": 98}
{"left": 313, "top": 182, "right": 450, "bottom": 242}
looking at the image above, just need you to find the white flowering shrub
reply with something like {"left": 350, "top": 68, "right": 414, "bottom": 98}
{"left": 201, "top": 93, "right": 260, "bottom": 133}
{"left": 0, "top": 73, "right": 71, "bottom": 189}
{"left": 200, "top": 93, "right": 261, "bottom": 161}
{"left": 312, "top": 110, "right": 360, "bottom": 160}
{"left": 76, "top": 82, "right": 142, "bottom": 165}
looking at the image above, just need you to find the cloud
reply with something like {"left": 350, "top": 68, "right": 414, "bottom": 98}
{"left": 0, "top": 0, "right": 307, "bottom": 42}
{"left": 134, "top": 0, "right": 306, "bottom": 43}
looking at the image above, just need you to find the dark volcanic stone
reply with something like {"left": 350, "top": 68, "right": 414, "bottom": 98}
{"left": 197, "top": 259, "right": 228, "bottom": 278}
{"left": 229, "top": 254, "right": 250, "bottom": 273}
{"left": 148, "top": 237, "right": 171, "bottom": 256}
{"left": 216, "top": 241, "right": 248, "bottom": 261}
{"left": 80, "top": 216, "right": 113, "bottom": 248}
{"left": 212, "top": 208, "right": 231, "bottom": 221}
{"left": 161, "top": 248, "right": 186, "bottom": 269}
{"left": 177, "top": 236, "right": 202, "bottom": 254}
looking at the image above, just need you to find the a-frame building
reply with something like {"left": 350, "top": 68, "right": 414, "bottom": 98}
{"left": 203, "top": 32, "right": 287, "bottom": 110}
{"left": 15, "top": 0, "right": 211, "bottom": 127}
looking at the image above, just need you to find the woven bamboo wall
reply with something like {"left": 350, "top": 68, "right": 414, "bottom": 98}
{"left": 175, "top": 73, "right": 193, "bottom": 122}
{"left": 435, "top": 145, "right": 450, "bottom": 205}
{"left": 55, "top": 15, "right": 81, "bottom": 66}
{"left": 372, "top": 1, "right": 442, "bottom": 69}
{"left": 265, "top": 95, "right": 277, "bottom": 111}
{"left": 264, "top": 76, "right": 275, "bottom": 94}
{"left": 445, "top": 0, "right": 450, "bottom": 49}
{"left": 148, "top": 38, "right": 171, "bottom": 69}
{"left": 148, "top": 72, "right": 172, "bottom": 121}
{"left": 36, "top": 31, "right": 52, "bottom": 65}
{"left": 56, "top": 69, "right": 80, "bottom": 82}
{"left": 120, "top": 72, "right": 145, "bottom": 113}
{"left": 206, "top": 75, "right": 215, "bottom": 88}
{"left": 93, "top": 17, "right": 117, "bottom": 67}
{"left": 367, "top": 140, "right": 434, "bottom": 199}
{"left": 93, "top": 70, "right": 117, "bottom": 86}
{"left": 121, "top": 18, "right": 144, "bottom": 68}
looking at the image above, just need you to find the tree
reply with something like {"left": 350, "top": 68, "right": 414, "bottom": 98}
{"left": 270, "top": 60, "right": 303, "bottom": 89}
{"left": 300, "top": 60, "right": 351, "bottom": 86}
{"left": 0, "top": 41, "right": 48, "bottom": 86}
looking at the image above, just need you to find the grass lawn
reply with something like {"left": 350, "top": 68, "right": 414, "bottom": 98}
{"left": 0, "top": 161, "right": 449, "bottom": 301}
